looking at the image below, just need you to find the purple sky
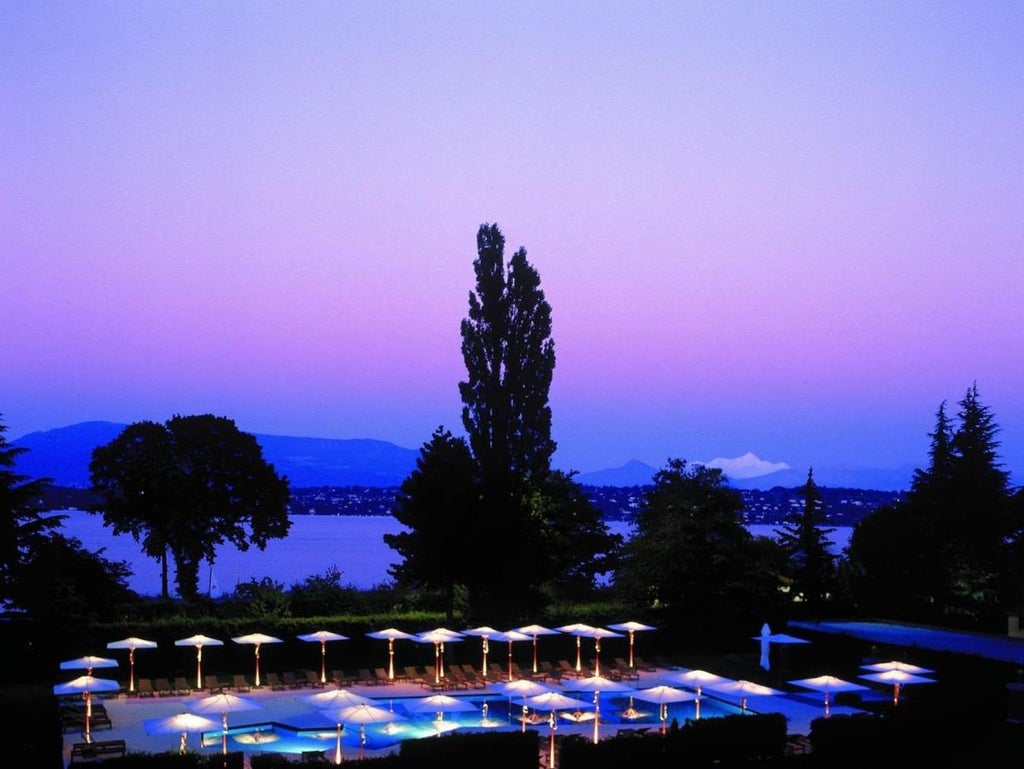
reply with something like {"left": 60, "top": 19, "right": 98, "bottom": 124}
{"left": 3, "top": 2, "right": 1022, "bottom": 481}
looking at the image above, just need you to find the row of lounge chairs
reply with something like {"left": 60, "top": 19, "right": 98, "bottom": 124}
{"left": 132, "top": 669, "right": 327, "bottom": 697}
{"left": 60, "top": 700, "right": 112, "bottom": 733}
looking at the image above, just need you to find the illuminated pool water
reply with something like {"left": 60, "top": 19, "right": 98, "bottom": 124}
{"left": 204, "top": 693, "right": 746, "bottom": 757}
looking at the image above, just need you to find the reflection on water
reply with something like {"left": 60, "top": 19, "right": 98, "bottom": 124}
{"left": 210, "top": 693, "right": 744, "bottom": 756}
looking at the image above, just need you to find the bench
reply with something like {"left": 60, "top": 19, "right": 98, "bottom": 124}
{"left": 69, "top": 739, "right": 126, "bottom": 763}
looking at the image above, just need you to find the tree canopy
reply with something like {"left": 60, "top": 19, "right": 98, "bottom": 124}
{"left": 845, "top": 383, "right": 1018, "bottom": 622}
{"left": 614, "top": 458, "right": 782, "bottom": 623}
{"left": 89, "top": 414, "right": 291, "bottom": 600}
{"left": 0, "top": 415, "right": 65, "bottom": 606}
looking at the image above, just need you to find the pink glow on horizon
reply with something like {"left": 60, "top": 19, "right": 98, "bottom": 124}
{"left": 2, "top": 3, "right": 1021, "bottom": 479}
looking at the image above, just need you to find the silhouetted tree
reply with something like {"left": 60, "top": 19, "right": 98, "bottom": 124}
{"left": 614, "top": 458, "right": 782, "bottom": 622}
{"left": 846, "top": 384, "right": 1015, "bottom": 622}
{"left": 0, "top": 415, "right": 65, "bottom": 606}
{"left": 90, "top": 414, "right": 291, "bottom": 600}
{"left": 775, "top": 468, "right": 836, "bottom": 604}
{"left": 386, "top": 427, "right": 480, "bottom": 620}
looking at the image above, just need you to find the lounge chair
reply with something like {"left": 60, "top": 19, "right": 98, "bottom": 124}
{"left": 282, "top": 671, "right": 303, "bottom": 689}
{"left": 305, "top": 669, "right": 326, "bottom": 688}
{"left": 357, "top": 668, "right": 379, "bottom": 686}
{"left": 403, "top": 666, "right": 425, "bottom": 684}
{"left": 232, "top": 674, "right": 252, "bottom": 692}
{"left": 633, "top": 656, "right": 658, "bottom": 672}
{"left": 205, "top": 674, "right": 224, "bottom": 694}
{"left": 332, "top": 669, "right": 357, "bottom": 686}
{"left": 266, "top": 672, "right": 286, "bottom": 690}
{"left": 373, "top": 667, "right": 395, "bottom": 685}
{"left": 154, "top": 677, "right": 174, "bottom": 696}
{"left": 174, "top": 676, "right": 193, "bottom": 695}
{"left": 136, "top": 678, "right": 155, "bottom": 698}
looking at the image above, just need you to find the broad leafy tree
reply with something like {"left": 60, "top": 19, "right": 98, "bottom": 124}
{"left": 90, "top": 414, "right": 291, "bottom": 600}
{"left": 614, "top": 458, "right": 782, "bottom": 623}
{"left": 775, "top": 468, "right": 836, "bottom": 604}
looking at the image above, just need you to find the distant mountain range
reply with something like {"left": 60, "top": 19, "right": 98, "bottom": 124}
{"left": 11, "top": 421, "right": 914, "bottom": 491}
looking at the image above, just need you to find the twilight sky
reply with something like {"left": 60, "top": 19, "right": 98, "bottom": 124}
{"left": 3, "top": 2, "right": 1022, "bottom": 481}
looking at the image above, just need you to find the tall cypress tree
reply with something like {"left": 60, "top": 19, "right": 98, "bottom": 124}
{"left": 458, "top": 223, "right": 558, "bottom": 618}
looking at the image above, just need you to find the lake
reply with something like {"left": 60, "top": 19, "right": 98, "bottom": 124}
{"left": 57, "top": 511, "right": 852, "bottom": 597}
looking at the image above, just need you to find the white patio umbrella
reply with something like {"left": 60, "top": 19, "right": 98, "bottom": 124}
{"left": 462, "top": 626, "right": 501, "bottom": 678}
{"left": 297, "top": 630, "right": 349, "bottom": 684}
{"left": 231, "top": 632, "right": 283, "bottom": 688}
{"left": 555, "top": 623, "right": 596, "bottom": 673}
{"left": 492, "top": 630, "right": 532, "bottom": 682}
{"left": 668, "top": 668, "right": 733, "bottom": 719}
{"left": 514, "top": 624, "right": 561, "bottom": 673}
{"left": 300, "top": 686, "right": 373, "bottom": 709}
{"left": 607, "top": 621, "right": 656, "bottom": 669}
{"left": 321, "top": 703, "right": 405, "bottom": 762}
{"left": 366, "top": 628, "right": 414, "bottom": 681}
{"left": 107, "top": 637, "right": 157, "bottom": 693}
{"left": 861, "top": 659, "right": 934, "bottom": 675}
{"left": 53, "top": 675, "right": 120, "bottom": 743}
{"left": 60, "top": 655, "right": 119, "bottom": 675}
{"left": 297, "top": 689, "right": 370, "bottom": 764}
{"left": 175, "top": 634, "right": 224, "bottom": 689}
{"left": 704, "top": 679, "right": 782, "bottom": 713}
{"left": 522, "top": 691, "right": 594, "bottom": 769}
{"left": 190, "top": 692, "right": 262, "bottom": 755}
{"left": 406, "top": 693, "right": 479, "bottom": 722}
{"left": 498, "top": 678, "right": 554, "bottom": 729}
{"left": 632, "top": 685, "right": 697, "bottom": 733}
{"left": 415, "top": 628, "right": 464, "bottom": 684}
{"left": 788, "top": 674, "right": 870, "bottom": 717}
{"left": 753, "top": 624, "right": 810, "bottom": 671}
{"left": 576, "top": 627, "right": 623, "bottom": 677}
{"left": 567, "top": 674, "right": 634, "bottom": 743}
{"left": 144, "top": 711, "right": 219, "bottom": 754}
{"left": 859, "top": 669, "right": 935, "bottom": 706}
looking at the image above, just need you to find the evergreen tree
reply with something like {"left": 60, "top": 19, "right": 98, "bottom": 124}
{"left": 775, "top": 468, "right": 836, "bottom": 604}
{"left": 0, "top": 416, "right": 65, "bottom": 606}
{"left": 846, "top": 384, "right": 1015, "bottom": 622}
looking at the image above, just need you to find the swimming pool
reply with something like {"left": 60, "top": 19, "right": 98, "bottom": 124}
{"left": 204, "top": 692, "right": 746, "bottom": 756}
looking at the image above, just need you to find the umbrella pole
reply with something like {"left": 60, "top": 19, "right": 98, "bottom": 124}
{"left": 84, "top": 691, "right": 92, "bottom": 743}
{"left": 824, "top": 691, "right": 831, "bottom": 718}
{"left": 334, "top": 723, "right": 343, "bottom": 764}
{"left": 660, "top": 703, "right": 667, "bottom": 734}
{"left": 575, "top": 636, "right": 581, "bottom": 673}
{"left": 507, "top": 641, "right": 513, "bottom": 682}
{"left": 387, "top": 639, "right": 394, "bottom": 682}
{"left": 549, "top": 711, "right": 557, "bottom": 769}
{"left": 221, "top": 711, "right": 228, "bottom": 755}
{"left": 592, "top": 691, "right": 600, "bottom": 743}
{"left": 196, "top": 646, "right": 203, "bottom": 690}
{"left": 628, "top": 631, "right": 635, "bottom": 668}
{"left": 129, "top": 647, "right": 136, "bottom": 693}
{"left": 321, "top": 641, "right": 327, "bottom": 684}
{"left": 695, "top": 686, "right": 702, "bottom": 719}
{"left": 594, "top": 638, "right": 601, "bottom": 677}
{"left": 532, "top": 636, "right": 538, "bottom": 674}
{"left": 359, "top": 724, "right": 365, "bottom": 761}
{"left": 180, "top": 730, "right": 187, "bottom": 754}
{"left": 482, "top": 637, "right": 489, "bottom": 679}
{"left": 254, "top": 643, "right": 261, "bottom": 688}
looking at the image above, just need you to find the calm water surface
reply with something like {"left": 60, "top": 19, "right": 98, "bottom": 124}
{"left": 58, "top": 512, "right": 851, "bottom": 597}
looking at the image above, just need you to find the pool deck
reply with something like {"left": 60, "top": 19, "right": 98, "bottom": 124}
{"left": 61, "top": 665, "right": 860, "bottom": 766}
{"left": 789, "top": 619, "right": 1024, "bottom": 666}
